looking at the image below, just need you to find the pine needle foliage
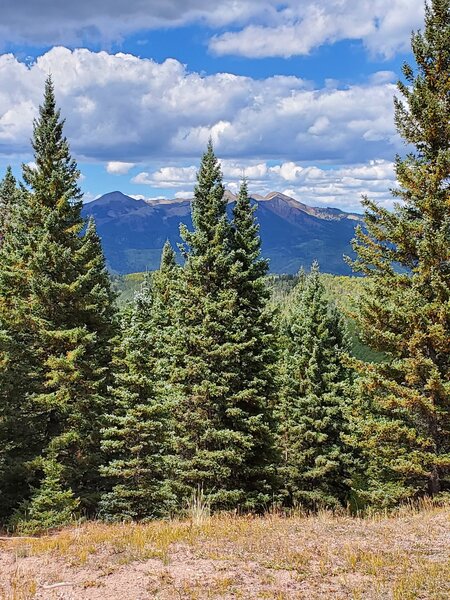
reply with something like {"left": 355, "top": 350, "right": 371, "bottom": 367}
{"left": 100, "top": 275, "right": 175, "bottom": 521}
{"left": 0, "top": 166, "right": 19, "bottom": 245}
{"left": 277, "top": 263, "right": 354, "bottom": 509}
{"left": 348, "top": 0, "right": 450, "bottom": 505}
{"left": 0, "top": 77, "right": 117, "bottom": 527}
{"left": 172, "top": 144, "right": 277, "bottom": 510}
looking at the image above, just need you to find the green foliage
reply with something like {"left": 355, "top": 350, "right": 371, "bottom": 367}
{"left": 11, "top": 459, "right": 79, "bottom": 534}
{"left": 0, "top": 77, "right": 117, "bottom": 525}
{"left": 277, "top": 263, "right": 354, "bottom": 508}
{"left": 225, "top": 180, "right": 278, "bottom": 507}
{"left": 171, "top": 144, "right": 277, "bottom": 510}
{"left": 349, "top": 0, "right": 450, "bottom": 506}
{"left": 0, "top": 166, "right": 19, "bottom": 245}
{"left": 3, "top": 5, "right": 448, "bottom": 522}
{"left": 100, "top": 275, "right": 175, "bottom": 521}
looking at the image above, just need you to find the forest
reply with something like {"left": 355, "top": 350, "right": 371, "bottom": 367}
{"left": 0, "top": 0, "right": 448, "bottom": 536}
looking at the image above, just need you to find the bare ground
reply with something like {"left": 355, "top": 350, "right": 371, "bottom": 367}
{"left": 0, "top": 505, "right": 449, "bottom": 599}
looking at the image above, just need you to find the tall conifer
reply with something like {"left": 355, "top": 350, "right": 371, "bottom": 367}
{"left": 172, "top": 141, "right": 236, "bottom": 508}
{"left": 349, "top": 0, "right": 450, "bottom": 504}
{"left": 225, "top": 180, "right": 278, "bottom": 507}
{"left": 0, "top": 167, "right": 18, "bottom": 245}
{"left": 277, "top": 264, "right": 353, "bottom": 508}
{"left": 100, "top": 275, "right": 174, "bottom": 521}
{"left": 0, "top": 77, "right": 117, "bottom": 526}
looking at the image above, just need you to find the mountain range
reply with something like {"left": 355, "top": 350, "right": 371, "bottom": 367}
{"left": 82, "top": 191, "right": 362, "bottom": 275}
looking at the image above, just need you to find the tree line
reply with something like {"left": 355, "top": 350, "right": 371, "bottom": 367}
{"left": 0, "top": 0, "right": 448, "bottom": 532}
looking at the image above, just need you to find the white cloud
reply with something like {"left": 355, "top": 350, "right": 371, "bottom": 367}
{"left": 132, "top": 158, "right": 397, "bottom": 212}
{"left": 175, "top": 190, "right": 195, "bottom": 200}
{"left": 132, "top": 166, "right": 197, "bottom": 187}
{"left": 2, "top": 1, "right": 423, "bottom": 61}
{"left": 106, "top": 161, "right": 135, "bottom": 175}
{"left": 210, "top": 0, "right": 424, "bottom": 59}
{"left": 0, "top": 47, "right": 402, "bottom": 165}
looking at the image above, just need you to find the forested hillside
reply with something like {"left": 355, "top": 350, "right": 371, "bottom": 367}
{"left": 0, "top": 0, "right": 448, "bottom": 536}
{"left": 81, "top": 190, "right": 361, "bottom": 276}
{"left": 115, "top": 272, "right": 384, "bottom": 363}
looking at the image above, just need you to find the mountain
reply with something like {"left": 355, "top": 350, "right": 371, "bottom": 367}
{"left": 82, "top": 191, "right": 362, "bottom": 275}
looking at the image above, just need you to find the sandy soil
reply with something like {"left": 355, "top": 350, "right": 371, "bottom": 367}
{"left": 1, "top": 507, "right": 449, "bottom": 599}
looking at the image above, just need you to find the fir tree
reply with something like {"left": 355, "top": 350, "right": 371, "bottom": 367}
{"left": 160, "top": 239, "right": 177, "bottom": 271}
{"left": 348, "top": 0, "right": 450, "bottom": 505}
{"left": 277, "top": 263, "right": 353, "bottom": 508}
{"left": 152, "top": 240, "right": 181, "bottom": 388}
{"left": 0, "top": 77, "right": 117, "bottom": 526}
{"left": 100, "top": 275, "right": 175, "bottom": 521}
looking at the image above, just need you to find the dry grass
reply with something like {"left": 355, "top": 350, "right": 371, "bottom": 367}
{"left": 0, "top": 503, "right": 448, "bottom": 599}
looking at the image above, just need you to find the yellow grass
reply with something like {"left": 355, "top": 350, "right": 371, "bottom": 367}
{"left": 0, "top": 504, "right": 449, "bottom": 599}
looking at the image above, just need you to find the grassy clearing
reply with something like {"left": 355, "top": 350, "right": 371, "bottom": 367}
{"left": 0, "top": 504, "right": 448, "bottom": 599}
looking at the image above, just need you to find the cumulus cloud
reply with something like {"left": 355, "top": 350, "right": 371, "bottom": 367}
{"left": 210, "top": 0, "right": 424, "bottom": 59}
{"left": 132, "top": 158, "right": 397, "bottom": 212}
{"left": 132, "top": 166, "right": 197, "bottom": 187}
{"left": 106, "top": 161, "right": 135, "bottom": 174}
{"left": 0, "top": 47, "right": 402, "bottom": 164}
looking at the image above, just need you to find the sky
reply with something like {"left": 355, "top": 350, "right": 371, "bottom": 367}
{"left": 0, "top": 0, "right": 425, "bottom": 212}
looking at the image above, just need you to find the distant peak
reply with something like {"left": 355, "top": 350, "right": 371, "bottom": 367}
{"left": 224, "top": 190, "right": 237, "bottom": 202}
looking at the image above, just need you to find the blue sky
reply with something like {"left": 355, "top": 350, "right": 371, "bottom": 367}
{"left": 0, "top": 0, "right": 424, "bottom": 211}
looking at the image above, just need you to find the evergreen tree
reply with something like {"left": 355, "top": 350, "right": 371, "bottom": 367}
{"left": 172, "top": 143, "right": 276, "bottom": 510}
{"left": 0, "top": 166, "right": 18, "bottom": 245}
{"left": 10, "top": 458, "right": 79, "bottom": 534}
{"left": 348, "top": 0, "right": 450, "bottom": 506}
{"left": 277, "top": 263, "right": 353, "bottom": 508}
{"left": 0, "top": 77, "right": 117, "bottom": 526}
{"left": 100, "top": 275, "right": 175, "bottom": 521}
{"left": 225, "top": 179, "right": 278, "bottom": 507}
{"left": 172, "top": 141, "right": 236, "bottom": 508}
{"left": 160, "top": 239, "right": 177, "bottom": 271}
{"left": 152, "top": 240, "right": 182, "bottom": 391}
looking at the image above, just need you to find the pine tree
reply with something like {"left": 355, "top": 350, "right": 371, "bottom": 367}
{"left": 160, "top": 239, "right": 177, "bottom": 271}
{"left": 171, "top": 150, "right": 279, "bottom": 510}
{"left": 277, "top": 263, "right": 353, "bottom": 508}
{"left": 100, "top": 275, "right": 175, "bottom": 521}
{"left": 348, "top": 0, "right": 450, "bottom": 506}
{"left": 0, "top": 166, "right": 18, "bottom": 245}
{"left": 0, "top": 77, "right": 117, "bottom": 526}
{"left": 172, "top": 143, "right": 270, "bottom": 509}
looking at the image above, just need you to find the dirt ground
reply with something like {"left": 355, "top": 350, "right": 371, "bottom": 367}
{"left": 1, "top": 506, "right": 449, "bottom": 599}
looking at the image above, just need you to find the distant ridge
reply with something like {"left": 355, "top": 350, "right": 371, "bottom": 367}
{"left": 82, "top": 191, "right": 362, "bottom": 275}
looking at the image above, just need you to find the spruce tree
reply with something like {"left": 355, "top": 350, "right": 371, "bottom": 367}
{"left": 277, "top": 263, "right": 353, "bottom": 508}
{"left": 172, "top": 143, "right": 275, "bottom": 510}
{"left": 100, "top": 275, "right": 175, "bottom": 521}
{"left": 0, "top": 77, "right": 117, "bottom": 526}
{"left": 10, "top": 459, "right": 80, "bottom": 534}
{"left": 152, "top": 240, "right": 180, "bottom": 383}
{"left": 225, "top": 179, "right": 278, "bottom": 507}
{"left": 0, "top": 166, "right": 18, "bottom": 245}
{"left": 172, "top": 141, "right": 236, "bottom": 508}
{"left": 349, "top": 0, "right": 450, "bottom": 505}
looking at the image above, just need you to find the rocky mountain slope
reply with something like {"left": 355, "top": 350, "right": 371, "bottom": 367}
{"left": 82, "top": 191, "right": 362, "bottom": 275}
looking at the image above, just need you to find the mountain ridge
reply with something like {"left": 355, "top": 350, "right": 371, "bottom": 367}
{"left": 82, "top": 191, "right": 362, "bottom": 275}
